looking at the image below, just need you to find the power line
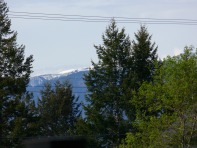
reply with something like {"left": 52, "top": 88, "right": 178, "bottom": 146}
{"left": 9, "top": 16, "right": 110, "bottom": 23}
{"left": 9, "top": 16, "right": 197, "bottom": 25}
{"left": 9, "top": 14, "right": 110, "bottom": 21}
{"left": 9, "top": 11, "right": 197, "bottom": 22}
{"left": 8, "top": 11, "right": 197, "bottom": 25}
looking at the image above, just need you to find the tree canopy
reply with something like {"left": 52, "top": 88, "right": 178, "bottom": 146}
{"left": 0, "top": 1, "right": 34, "bottom": 147}
{"left": 121, "top": 46, "right": 197, "bottom": 147}
{"left": 83, "top": 20, "right": 159, "bottom": 147}
{"left": 84, "top": 19, "right": 132, "bottom": 147}
{"left": 37, "top": 81, "right": 81, "bottom": 136}
{"left": 1, "top": 2, "right": 196, "bottom": 147}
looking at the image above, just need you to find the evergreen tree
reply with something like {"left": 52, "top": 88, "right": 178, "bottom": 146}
{"left": 84, "top": 19, "right": 132, "bottom": 147}
{"left": 131, "top": 25, "right": 158, "bottom": 90}
{"left": 0, "top": 1, "right": 34, "bottom": 147}
{"left": 37, "top": 81, "right": 80, "bottom": 136}
{"left": 124, "top": 25, "right": 159, "bottom": 123}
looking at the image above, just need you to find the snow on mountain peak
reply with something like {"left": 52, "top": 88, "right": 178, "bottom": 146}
{"left": 59, "top": 69, "right": 76, "bottom": 74}
{"left": 58, "top": 67, "right": 89, "bottom": 75}
{"left": 29, "top": 67, "right": 90, "bottom": 86}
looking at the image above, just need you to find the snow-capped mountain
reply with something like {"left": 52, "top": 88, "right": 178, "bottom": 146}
{"left": 27, "top": 68, "right": 89, "bottom": 106}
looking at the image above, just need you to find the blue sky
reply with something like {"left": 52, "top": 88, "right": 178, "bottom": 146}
{"left": 5, "top": 0, "right": 197, "bottom": 76}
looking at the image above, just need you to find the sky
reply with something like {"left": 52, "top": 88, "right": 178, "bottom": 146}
{"left": 5, "top": 0, "right": 197, "bottom": 76}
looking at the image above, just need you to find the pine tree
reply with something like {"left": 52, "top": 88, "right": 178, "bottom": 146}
{"left": 0, "top": 1, "right": 34, "bottom": 147}
{"left": 124, "top": 25, "right": 159, "bottom": 122}
{"left": 84, "top": 19, "right": 132, "bottom": 147}
{"left": 37, "top": 81, "right": 80, "bottom": 136}
{"left": 131, "top": 25, "right": 158, "bottom": 90}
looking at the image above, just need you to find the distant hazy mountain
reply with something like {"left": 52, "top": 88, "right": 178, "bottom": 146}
{"left": 27, "top": 68, "right": 89, "bottom": 108}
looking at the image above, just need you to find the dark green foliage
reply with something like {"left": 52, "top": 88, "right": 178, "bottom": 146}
{"left": 84, "top": 19, "right": 132, "bottom": 147}
{"left": 37, "top": 81, "right": 81, "bottom": 136}
{"left": 131, "top": 25, "right": 158, "bottom": 90}
{"left": 74, "top": 118, "right": 100, "bottom": 148}
{"left": 83, "top": 21, "right": 159, "bottom": 147}
{"left": 124, "top": 25, "right": 159, "bottom": 126}
{"left": 0, "top": 1, "right": 34, "bottom": 147}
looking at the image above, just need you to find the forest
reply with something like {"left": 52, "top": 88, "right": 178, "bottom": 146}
{"left": 0, "top": 1, "right": 196, "bottom": 148}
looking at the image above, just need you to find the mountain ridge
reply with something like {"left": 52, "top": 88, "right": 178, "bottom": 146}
{"left": 27, "top": 67, "right": 89, "bottom": 108}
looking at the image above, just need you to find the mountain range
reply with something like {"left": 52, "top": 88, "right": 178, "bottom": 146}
{"left": 27, "top": 68, "right": 89, "bottom": 109}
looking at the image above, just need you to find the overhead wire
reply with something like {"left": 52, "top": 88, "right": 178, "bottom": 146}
{"left": 8, "top": 11, "right": 197, "bottom": 25}
{"left": 9, "top": 11, "right": 197, "bottom": 22}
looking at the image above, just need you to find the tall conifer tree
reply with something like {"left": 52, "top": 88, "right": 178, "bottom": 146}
{"left": 131, "top": 25, "right": 158, "bottom": 90}
{"left": 124, "top": 25, "right": 159, "bottom": 121}
{"left": 84, "top": 19, "right": 132, "bottom": 147}
{"left": 0, "top": 1, "right": 34, "bottom": 147}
